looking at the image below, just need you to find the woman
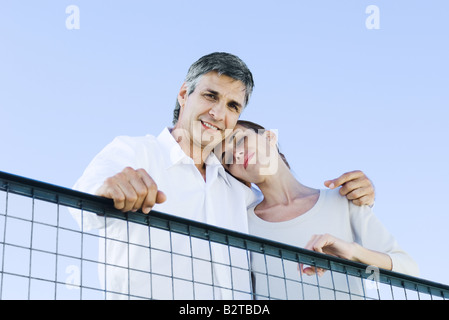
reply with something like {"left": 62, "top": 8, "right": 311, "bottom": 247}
{"left": 222, "top": 120, "right": 419, "bottom": 299}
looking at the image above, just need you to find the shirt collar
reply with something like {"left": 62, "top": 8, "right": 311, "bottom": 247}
{"left": 156, "top": 127, "right": 231, "bottom": 186}
{"left": 157, "top": 127, "right": 190, "bottom": 168}
{"left": 205, "top": 151, "right": 232, "bottom": 186}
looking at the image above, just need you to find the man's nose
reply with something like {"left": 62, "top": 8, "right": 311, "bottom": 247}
{"left": 209, "top": 102, "right": 225, "bottom": 121}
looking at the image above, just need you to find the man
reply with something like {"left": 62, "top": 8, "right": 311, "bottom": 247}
{"left": 72, "top": 52, "right": 375, "bottom": 299}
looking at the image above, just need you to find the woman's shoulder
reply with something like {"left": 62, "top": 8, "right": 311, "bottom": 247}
{"left": 320, "top": 188, "right": 349, "bottom": 204}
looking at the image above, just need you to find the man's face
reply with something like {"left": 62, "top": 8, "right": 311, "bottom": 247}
{"left": 175, "top": 71, "right": 246, "bottom": 152}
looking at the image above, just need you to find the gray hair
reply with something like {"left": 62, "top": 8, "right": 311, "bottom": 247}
{"left": 173, "top": 52, "right": 254, "bottom": 124}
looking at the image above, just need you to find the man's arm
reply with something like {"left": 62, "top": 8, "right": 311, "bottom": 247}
{"left": 324, "top": 170, "right": 375, "bottom": 206}
{"left": 74, "top": 136, "right": 167, "bottom": 216}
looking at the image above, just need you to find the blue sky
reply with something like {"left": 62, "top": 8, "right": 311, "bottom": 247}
{"left": 1, "top": 1, "right": 448, "bottom": 288}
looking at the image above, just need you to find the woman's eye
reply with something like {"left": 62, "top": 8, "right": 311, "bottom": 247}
{"left": 236, "top": 136, "right": 246, "bottom": 147}
{"left": 223, "top": 154, "right": 233, "bottom": 166}
{"left": 221, "top": 150, "right": 233, "bottom": 166}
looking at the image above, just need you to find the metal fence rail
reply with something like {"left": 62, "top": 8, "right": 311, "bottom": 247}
{"left": 1, "top": 171, "right": 448, "bottom": 300}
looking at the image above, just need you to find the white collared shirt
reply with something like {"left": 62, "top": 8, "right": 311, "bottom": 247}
{"left": 72, "top": 128, "right": 260, "bottom": 299}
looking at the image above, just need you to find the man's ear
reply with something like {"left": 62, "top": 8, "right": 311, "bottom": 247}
{"left": 177, "top": 82, "right": 188, "bottom": 108}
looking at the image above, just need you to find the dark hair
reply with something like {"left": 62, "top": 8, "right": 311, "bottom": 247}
{"left": 236, "top": 120, "right": 290, "bottom": 169}
{"left": 173, "top": 52, "right": 254, "bottom": 124}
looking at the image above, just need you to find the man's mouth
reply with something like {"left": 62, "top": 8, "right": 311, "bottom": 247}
{"left": 201, "top": 120, "right": 220, "bottom": 131}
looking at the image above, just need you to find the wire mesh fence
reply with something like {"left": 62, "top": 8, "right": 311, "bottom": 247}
{"left": 1, "top": 171, "right": 448, "bottom": 300}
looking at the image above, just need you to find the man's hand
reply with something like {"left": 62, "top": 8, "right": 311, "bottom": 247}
{"left": 95, "top": 167, "right": 167, "bottom": 214}
{"left": 324, "top": 170, "right": 375, "bottom": 206}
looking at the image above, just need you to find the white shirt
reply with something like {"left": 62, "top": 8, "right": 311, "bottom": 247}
{"left": 72, "top": 128, "right": 259, "bottom": 299}
{"left": 248, "top": 188, "right": 419, "bottom": 300}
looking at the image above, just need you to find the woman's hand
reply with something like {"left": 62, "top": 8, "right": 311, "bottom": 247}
{"left": 300, "top": 233, "right": 392, "bottom": 276}
{"left": 300, "top": 234, "right": 356, "bottom": 276}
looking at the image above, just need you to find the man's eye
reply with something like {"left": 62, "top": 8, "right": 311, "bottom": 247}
{"left": 205, "top": 93, "right": 216, "bottom": 100}
{"left": 229, "top": 103, "right": 240, "bottom": 112}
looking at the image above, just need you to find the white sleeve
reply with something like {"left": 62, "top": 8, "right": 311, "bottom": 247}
{"left": 70, "top": 136, "right": 140, "bottom": 230}
{"left": 349, "top": 203, "right": 420, "bottom": 277}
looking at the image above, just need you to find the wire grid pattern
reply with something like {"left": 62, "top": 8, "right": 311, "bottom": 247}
{"left": 1, "top": 171, "right": 449, "bottom": 300}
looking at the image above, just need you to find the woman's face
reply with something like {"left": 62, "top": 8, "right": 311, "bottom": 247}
{"left": 221, "top": 124, "right": 279, "bottom": 184}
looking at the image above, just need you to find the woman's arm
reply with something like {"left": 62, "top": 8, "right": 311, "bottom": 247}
{"left": 349, "top": 203, "right": 419, "bottom": 276}
{"left": 301, "top": 233, "right": 392, "bottom": 276}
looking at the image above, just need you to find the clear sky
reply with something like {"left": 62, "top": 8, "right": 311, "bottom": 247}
{"left": 1, "top": 1, "right": 448, "bottom": 288}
